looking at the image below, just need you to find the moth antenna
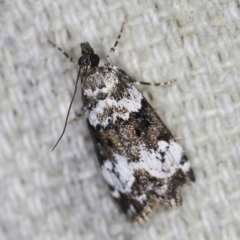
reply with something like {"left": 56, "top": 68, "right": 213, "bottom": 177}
{"left": 46, "top": 38, "right": 77, "bottom": 66}
{"left": 133, "top": 79, "right": 177, "bottom": 86}
{"left": 52, "top": 67, "right": 81, "bottom": 151}
{"left": 106, "top": 19, "right": 126, "bottom": 65}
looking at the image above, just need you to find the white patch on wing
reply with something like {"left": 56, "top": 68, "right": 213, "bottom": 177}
{"left": 101, "top": 140, "right": 191, "bottom": 198}
{"left": 101, "top": 154, "right": 135, "bottom": 196}
{"left": 87, "top": 85, "right": 143, "bottom": 127}
{"left": 84, "top": 87, "right": 108, "bottom": 98}
{"left": 133, "top": 141, "right": 189, "bottom": 179}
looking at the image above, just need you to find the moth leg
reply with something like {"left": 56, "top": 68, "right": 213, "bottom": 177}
{"left": 46, "top": 38, "right": 77, "bottom": 65}
{"left": 68, "top": 109, "right": 84, "bottom": 124}
{"left": 133, "top": 79, "right": 177, "bottom": 86}
{"left": 175, "top": 136, "right": 184, "bottom": 141}
{"left": 106, "top": 20, "right": 126, "bottom": 65}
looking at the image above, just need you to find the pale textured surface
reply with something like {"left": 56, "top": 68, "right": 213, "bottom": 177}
{"left": 0, "top": 1, "right": 240, "bottom": 240}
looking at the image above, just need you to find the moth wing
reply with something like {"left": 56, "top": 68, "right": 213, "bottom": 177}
{"left": 84, "top": 67, "right": 194, "bottom": 222}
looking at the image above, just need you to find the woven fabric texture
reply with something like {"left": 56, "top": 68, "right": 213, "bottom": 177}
{"left": 0, "top": 1, "right": 239, "bottom": 240}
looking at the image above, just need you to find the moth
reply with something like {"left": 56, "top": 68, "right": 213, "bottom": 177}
{"left": 48, "top": 21, "right": 195, "bottom": 223}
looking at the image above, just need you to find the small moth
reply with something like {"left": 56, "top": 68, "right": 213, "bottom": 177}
{"left": 48, "top": 21, "right": 195, "bottom": 223}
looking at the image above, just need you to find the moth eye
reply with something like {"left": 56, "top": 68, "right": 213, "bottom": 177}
{"left": 135, "top": 128, "right": 141, "bottom": 137}
{"left": 78, "top": 56, "right": 84, "bottom": 66}
{"left": 90, "top": 54, "right": 100, "bottom": 67}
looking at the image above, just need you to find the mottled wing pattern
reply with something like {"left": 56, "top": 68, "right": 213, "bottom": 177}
{"left": 82, "top": 62, "right": 195, "bottom": 222}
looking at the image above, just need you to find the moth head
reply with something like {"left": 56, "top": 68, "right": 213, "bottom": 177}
{"left": 79, "top": 42, "right": 100, "bottom": 67}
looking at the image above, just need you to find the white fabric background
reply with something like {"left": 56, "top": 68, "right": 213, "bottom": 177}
{"left": 1, "top": 1, "right": 239, "bottom": 240}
